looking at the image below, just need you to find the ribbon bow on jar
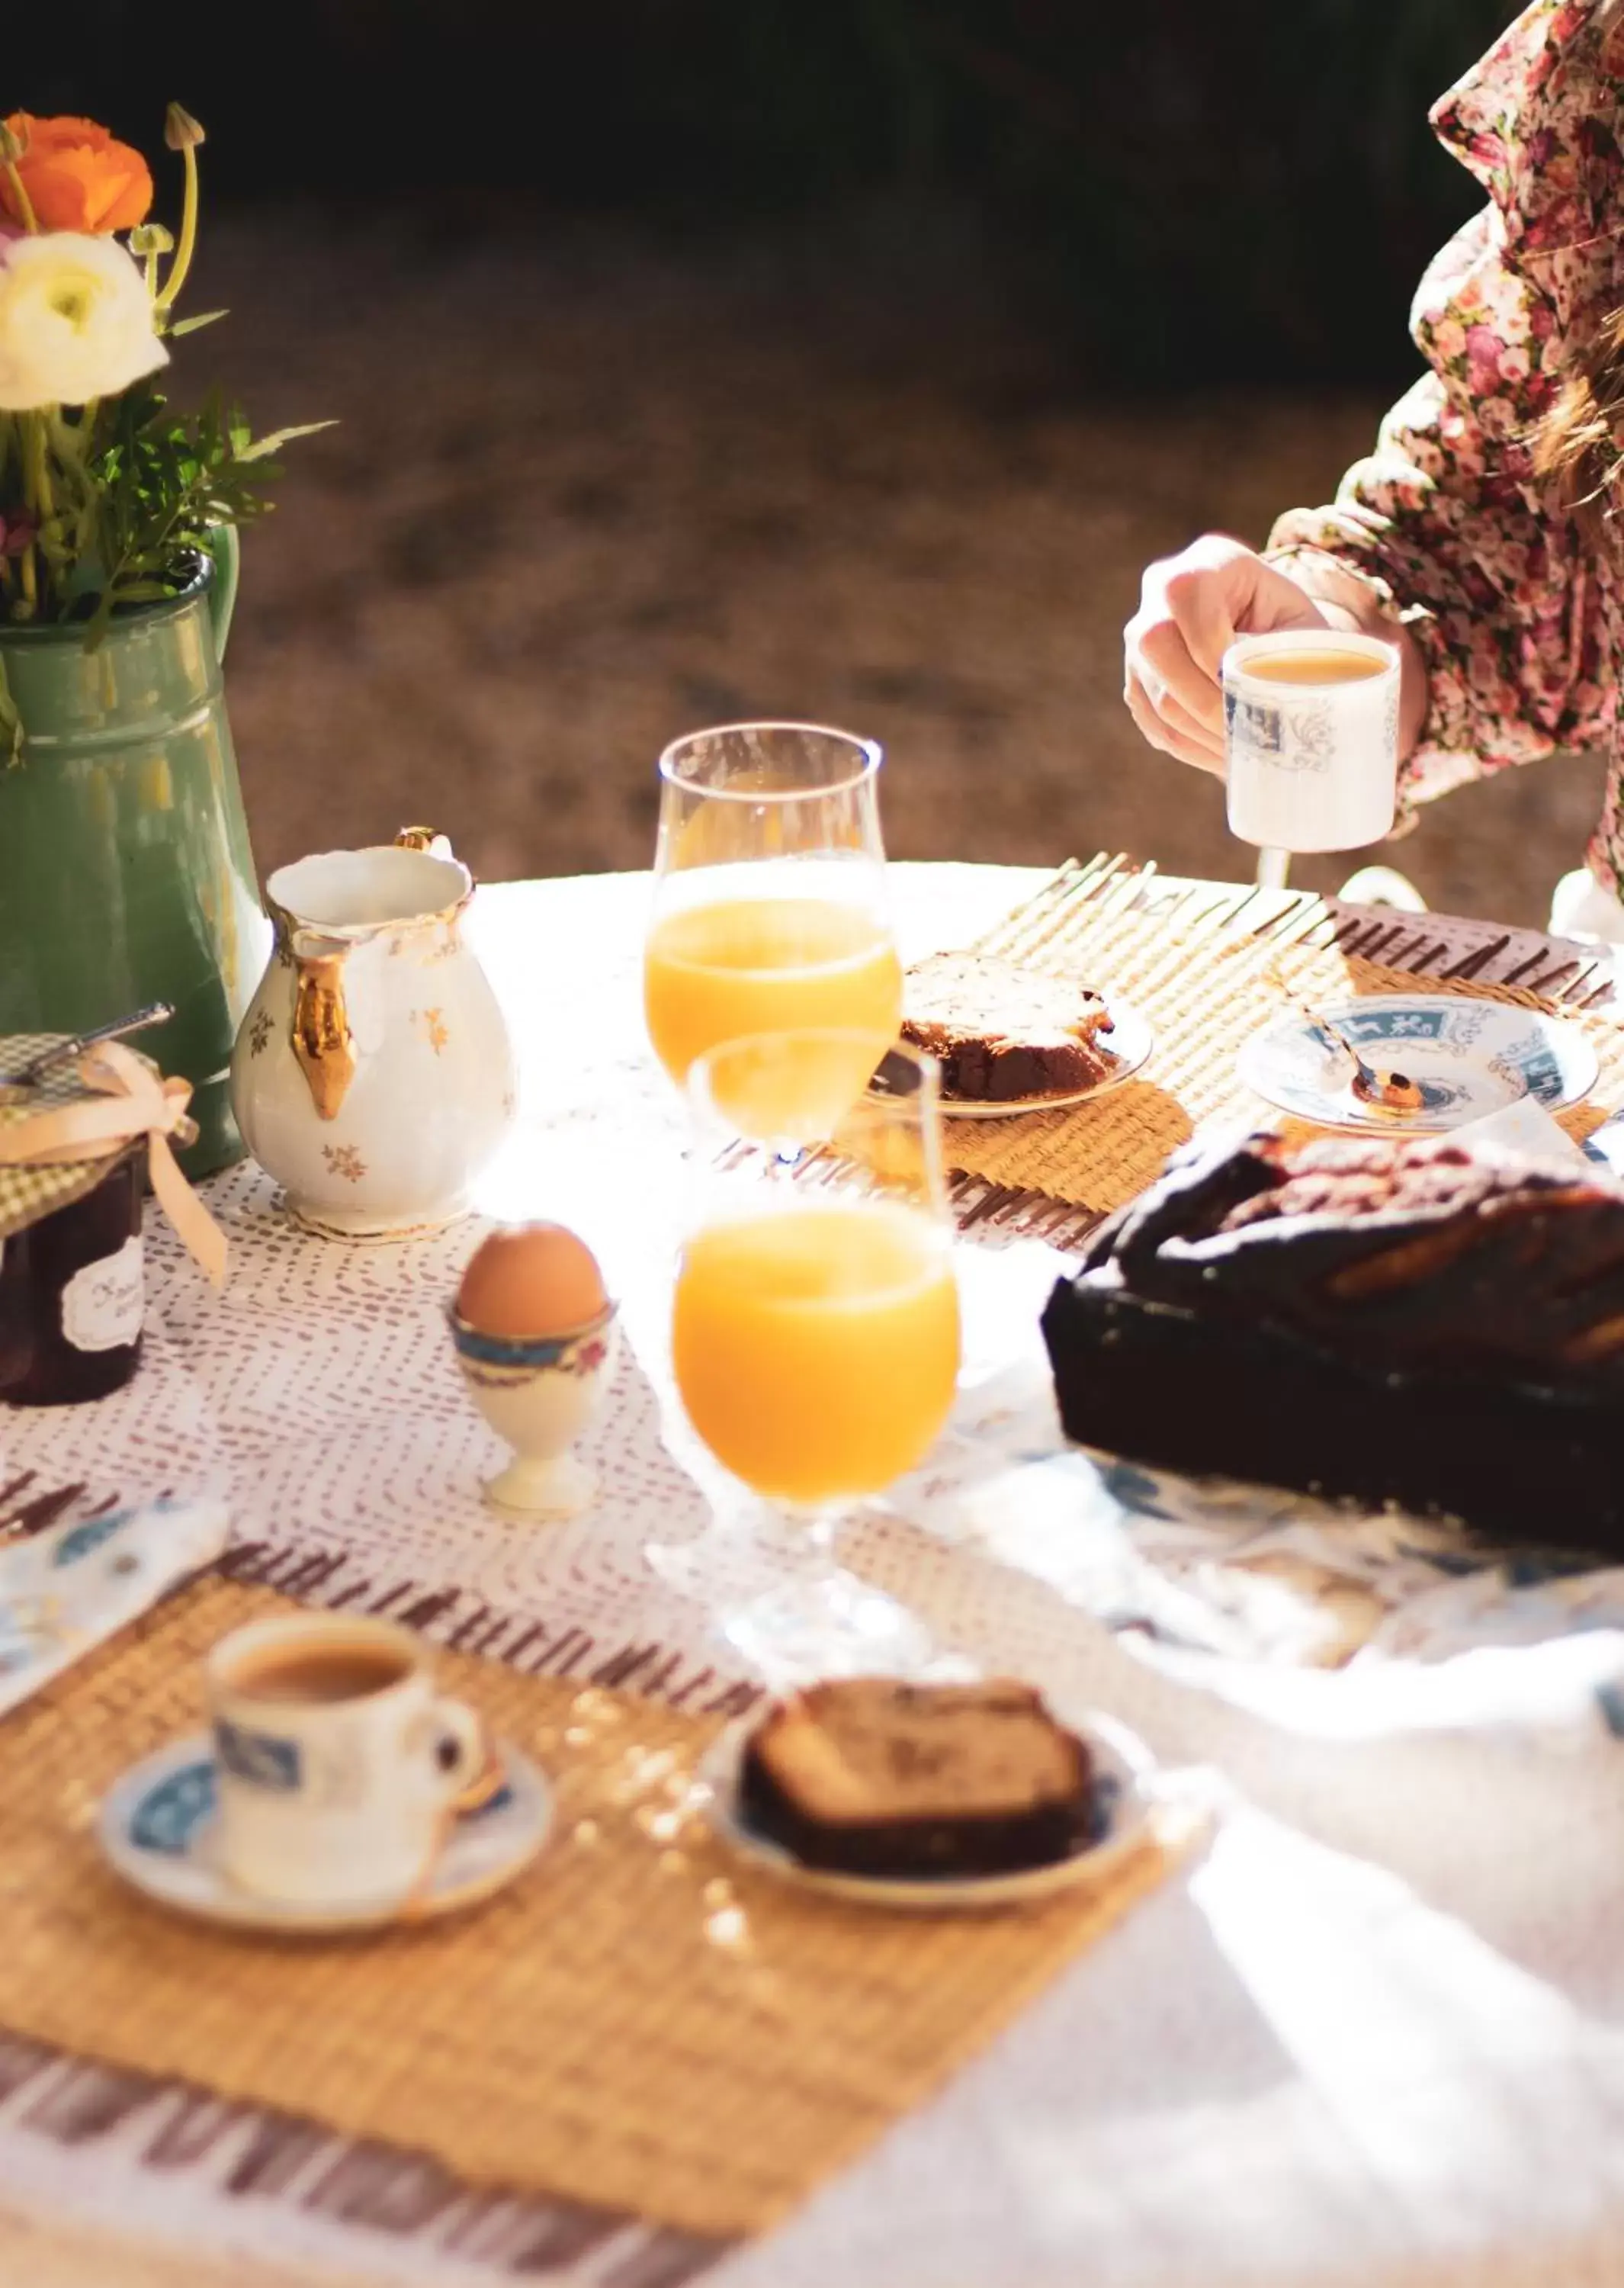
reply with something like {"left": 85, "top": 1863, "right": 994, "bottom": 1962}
{"left": 0, "top": 1041, "right": 227, "bottom": 1284}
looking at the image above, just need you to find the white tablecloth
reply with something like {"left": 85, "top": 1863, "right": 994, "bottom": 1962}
{"left": 3, "top": 864, "right": 1624, "bottom": 2288}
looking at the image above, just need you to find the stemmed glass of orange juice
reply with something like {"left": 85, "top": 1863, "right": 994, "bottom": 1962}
{"left": 672, "top": 1030, "right": 960, "bottom": 1676}
{"left": 644, "top": 724, "right": 903, "bottom": 1103}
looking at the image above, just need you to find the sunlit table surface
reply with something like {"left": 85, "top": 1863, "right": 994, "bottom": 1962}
{"left": 4, "top": 862, "right": 1624, "bottom": 2288}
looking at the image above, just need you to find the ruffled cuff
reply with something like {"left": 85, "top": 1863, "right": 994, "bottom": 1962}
{"left": 1583, "top": 829, "right": 1624, "bottom": 906}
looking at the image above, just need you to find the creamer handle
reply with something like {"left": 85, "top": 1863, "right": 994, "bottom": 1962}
{"left": 291, "top": 952, "right": 357, "bottom": 1122}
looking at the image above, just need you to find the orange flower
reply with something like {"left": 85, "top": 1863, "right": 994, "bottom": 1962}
{"left": 0, "top": 114, "right": 152, "bottom": 235}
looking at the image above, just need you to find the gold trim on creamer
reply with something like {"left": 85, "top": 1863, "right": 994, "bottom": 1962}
{"left": 292, "top": 954, "right": 357, "bottom": 1122}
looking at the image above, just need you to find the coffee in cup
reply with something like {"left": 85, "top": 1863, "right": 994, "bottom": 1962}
{"left": 207, "top": 1614, "right": 484, "bottom": 1907}
{"left": 1238, "top": 649, "right": 1388, "bottom": 686}
{"left": 1221, "top": 628, "right": 1401, "bottom": 853}
{"left": 226, "top": 1643, "right": 413, "bottom": 1704}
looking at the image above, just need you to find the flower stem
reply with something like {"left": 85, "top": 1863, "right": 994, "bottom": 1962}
{"left": 2, "top": 161, "right": 37, "bottom": 233}
{"left": 25, "top": 413, "right": 53, "bottom": 520}
{"left": 20, "top": 413, "right": 53, "bottom": 617}
{"left": 155, "top": 145, "right": 201, "bottom": 313}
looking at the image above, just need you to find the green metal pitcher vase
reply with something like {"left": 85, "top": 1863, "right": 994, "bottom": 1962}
{"left": 0, "top": 529, "right": 269, "bottom": 1177}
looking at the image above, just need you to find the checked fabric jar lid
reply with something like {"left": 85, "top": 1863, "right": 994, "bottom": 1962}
{"left": 0, "top": 1035, "right": 226, "bottom": 1278}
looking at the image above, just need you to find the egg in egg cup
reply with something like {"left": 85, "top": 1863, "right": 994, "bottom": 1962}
{"left": 449, "top": 1226, "right": 621, "bottom": 1518}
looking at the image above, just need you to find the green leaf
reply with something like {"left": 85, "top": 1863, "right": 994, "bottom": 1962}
{"left": 30, "top": 379, "right": 332, "bottom": 628}
{"left": 234, "top": 419, "right": 338, "bottom": 463}
{"left": 166, "top": 309, "right": 229, "bottom": 338}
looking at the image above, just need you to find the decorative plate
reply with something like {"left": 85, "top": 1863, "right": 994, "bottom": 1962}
{"left": 696, "top": 1707, "right": 1155, "bottom": 1911}
{"left": 1237, "top": 995, "right": 1598, "bottom": 1132}
{"left": 99, "top": 1734, "right": 553, "bottom": 1934}
{"left": 878, "top": 998, "right": 1155, "bottom": 1122}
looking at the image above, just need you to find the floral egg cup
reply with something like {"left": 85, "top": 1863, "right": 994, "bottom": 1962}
{"left": 448, "top": 1303, "right": 620, "bottom": 1518}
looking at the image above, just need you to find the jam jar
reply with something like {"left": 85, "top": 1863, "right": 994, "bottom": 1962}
{"left": 0, "top": 1142, "right": 144, "bottom": 1405}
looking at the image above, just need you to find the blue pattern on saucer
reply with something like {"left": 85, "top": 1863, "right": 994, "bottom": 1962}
{"left": 131, "top": 1760, "right": 216, "bottom": 1855}
{"left": 104, "top": 1734, "right": 553, "bottom": 1933}
{"left": 1240, "top": 995, "right": 1597, "bottom": 1131}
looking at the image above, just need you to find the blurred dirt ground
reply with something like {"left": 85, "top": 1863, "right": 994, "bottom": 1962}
{"left": 204, "top": 210, "right": 1607, "bottom": 930}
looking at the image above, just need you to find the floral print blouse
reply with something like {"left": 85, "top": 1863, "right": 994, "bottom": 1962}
{"left": 1267, "top": 0, "right": 1624, "bottom": 891}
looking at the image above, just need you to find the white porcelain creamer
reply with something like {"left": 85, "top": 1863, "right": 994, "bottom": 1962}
{"left": 231, "top": 830, "right": 515, "bottom": 1238}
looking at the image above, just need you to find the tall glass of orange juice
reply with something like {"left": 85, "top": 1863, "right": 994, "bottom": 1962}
{"left": 644, "top": 723, "right": 902, "bottom": 1101}
{"left": 672, "top": 1031, "right": 959, "bottom": 1676}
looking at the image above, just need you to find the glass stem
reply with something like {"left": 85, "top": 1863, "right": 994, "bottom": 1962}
{"left": 797, "top": 1506, "right": 840, "bottom": 1563}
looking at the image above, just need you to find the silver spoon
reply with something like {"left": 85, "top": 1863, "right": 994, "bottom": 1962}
{"left": 1314, "top": 1013, "right": 1423, "bottom": 1112}
{"left": 10, "top": 1001, "right": 175, "bottom": 1085}
{"left": 1263, "top": 959, "right": 1424, "bottom": 1113}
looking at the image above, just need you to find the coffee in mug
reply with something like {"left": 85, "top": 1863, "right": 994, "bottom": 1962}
{"left": 1240, "top": 650, "right": 1388, "bottom": 686}
{"left": 1222, "top": 628, "right": 1401, "bottom": 853}
{"left": 206, "top": 1614, "right": 484, "bottom": 1907}
{"left": 227, "top": 1645, "right": 413, "bottom": 1704}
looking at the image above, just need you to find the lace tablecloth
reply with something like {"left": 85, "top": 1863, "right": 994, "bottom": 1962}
{"left": 3, "top": 863, "right": 1624, "bottom": 2288}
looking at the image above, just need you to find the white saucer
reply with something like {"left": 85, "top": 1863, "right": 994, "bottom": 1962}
{"left": 1237, "top": 995, "right": 1598, "bottom": 1133}
{"left": 697, "top": 1707, "right": 1155, "bottom": 1911}
{"left": 887, "top": 997, "right": 1154, "bottom": 1121}
{"left": 99, "top": 1735, "right": 553, "bottom": 1934}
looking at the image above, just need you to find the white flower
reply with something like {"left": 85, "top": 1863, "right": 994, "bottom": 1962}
{"left": 0, "top": 230, "right": 168, "bottom": 411}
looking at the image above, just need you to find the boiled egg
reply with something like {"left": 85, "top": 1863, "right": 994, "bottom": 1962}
{"left": 455, "top": 1223, "right": 608, "bottom": 1338}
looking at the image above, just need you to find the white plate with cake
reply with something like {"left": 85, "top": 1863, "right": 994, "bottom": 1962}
{"left": 889, "top": 951, "right": 1153, "bottom": 1119}
{"left": 697, "top": 1676, "right": 1156, "bottom": 1910}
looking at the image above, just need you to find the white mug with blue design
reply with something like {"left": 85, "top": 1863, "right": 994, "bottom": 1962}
{"left": 206, "top": 1614, "right": 485, "bottom": 1907}
{"left": 1223, "top": 627, "right": 1401, "bottom": 853}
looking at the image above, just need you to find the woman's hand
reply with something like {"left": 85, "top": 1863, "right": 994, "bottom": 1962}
{"left": 1123, "top": 535, "right": 1331, "bottom": 775}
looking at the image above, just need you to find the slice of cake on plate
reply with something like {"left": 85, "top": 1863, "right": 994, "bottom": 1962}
{"left": 900, "top": 950, "right": 1115, "bottom": 1103}
{"left": 739, "top": 1676, "right": 1096, "bottom": 1878}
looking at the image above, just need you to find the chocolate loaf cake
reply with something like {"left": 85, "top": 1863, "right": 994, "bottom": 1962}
{"left": 739, "top": 1677, "right": 1096, "bottom": 1878}
{"left": 1041, "top": 1132, "right": 1624, "bottom": 1551}
{"left": 901, "top": 951, "right": 1115, "bottom": 1101}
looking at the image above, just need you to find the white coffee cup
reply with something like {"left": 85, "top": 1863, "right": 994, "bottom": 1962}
{"left": 1222, "top": 628, "right": 1401, "bottom": 853}
{"left": 206, "top": 1615, "right": 485, "bottom": 1907}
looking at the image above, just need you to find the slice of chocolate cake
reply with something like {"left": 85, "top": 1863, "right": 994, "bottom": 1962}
{"left": 1042, "top": 1131, "right": 1624, "bottom": 1551}
{"left": 738, "top": 1676, "right": 1096, "bottom": 1878}
{"left": 901, "top": 951, "right": 1115, "bottom": 1101}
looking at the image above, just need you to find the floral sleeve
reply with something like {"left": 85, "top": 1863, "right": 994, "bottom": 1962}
{"left": 1263, "top": 0, "right": 1624, "bottom": 828}
{"left": 1267, "top": 352, "right": 1614, "bottom": 822}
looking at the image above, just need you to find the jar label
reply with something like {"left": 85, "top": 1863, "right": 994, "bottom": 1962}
{"left": 61, "top": 1236, "right": 144, "bottom": 1354}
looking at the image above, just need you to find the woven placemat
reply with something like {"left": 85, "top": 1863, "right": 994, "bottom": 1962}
{"left": 939, "top": 874, "right": 1624, "bottom": 1213}
{"left": 0, "top": 2205, "right": 378, "bottom": 2288}
{"left": 0, "top": 1575, "right": 1194, "bottom": 2245}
